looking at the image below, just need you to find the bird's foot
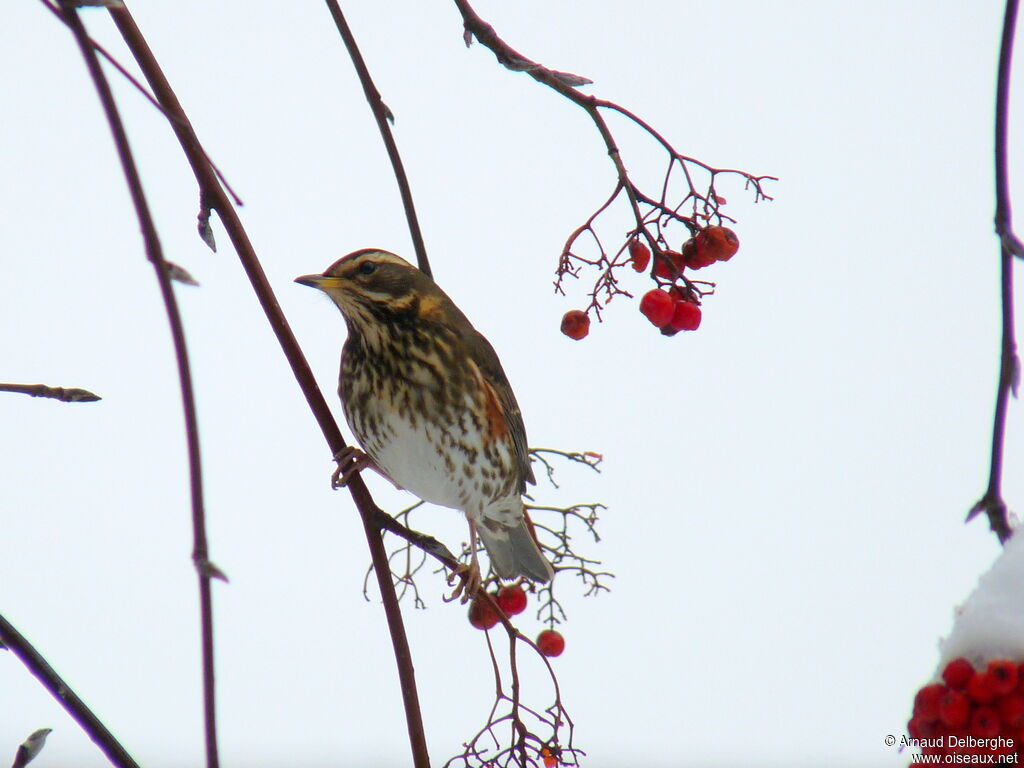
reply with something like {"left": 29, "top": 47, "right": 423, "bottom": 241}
{"left": 332, "top": 446, "right": 402, "bottom": 490}
{"left": 444, "top": 560, "right": 482, "bottom": 605}
{"left": 332, "top": 446, "right": 372, "bottom": 488}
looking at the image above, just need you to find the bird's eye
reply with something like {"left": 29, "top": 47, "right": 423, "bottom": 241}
{"left": 357, "top": 261, "right": 377, "bottom": 275}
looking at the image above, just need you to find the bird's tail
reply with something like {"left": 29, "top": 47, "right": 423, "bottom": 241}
{"left": 476, "top": 510, "right": 553, "bottom": 583}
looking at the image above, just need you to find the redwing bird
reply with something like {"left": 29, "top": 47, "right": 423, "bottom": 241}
{"left": 296, "top": 249, "right": 553, "bottom": 596}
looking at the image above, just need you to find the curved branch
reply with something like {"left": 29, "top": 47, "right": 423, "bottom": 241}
{"left": 0, "top": 612, "right": 141, "bottom": 768}
{"left": 38, "top": 0, "right": 242, "bottom": 206}
{"left": 323, "top": 0, "right": 432, "bottom": 277}
{"left": 969, "top": 0, "right": 1020, "bottom": 544}
{"left": 100, "top": 6, "right": 432, "bottom": 766}
{"left": 454, "top": 0, "right": 772, "bottom": 328}
{"left": 54, "top": 3, "right": 223, "bottom": 766}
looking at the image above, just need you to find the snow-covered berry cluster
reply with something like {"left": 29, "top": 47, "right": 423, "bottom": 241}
{"left": 908, "top": 657, "right": 1024, "bottom": 761}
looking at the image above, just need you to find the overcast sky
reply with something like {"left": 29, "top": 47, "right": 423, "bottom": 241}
{"left": 2, "top": 2, "right": 1022, "bottom": 767}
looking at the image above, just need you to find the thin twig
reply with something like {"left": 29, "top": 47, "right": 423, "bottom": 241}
{"left": 453, "top": 0, "right": 773, "bottom": 326}
{"left": 37, "top": 0, "right": 242, "bottom": 206}
{"left": 0, "top": 612, "right": 141, "bottom": 768}
{"left": 53, "top": 3, "right": 222, "bottom": 765}
{"left": 968, "top": 0, "right": 1020, "bottom": 543}
{"left": 323, "top": 0, "right": 431, "bottom": 277}
{"left": 0, "top": 382, "right": 100, "bottom": 402}
{"left": 102, "top": 6, "right": 432, "bottom": 765}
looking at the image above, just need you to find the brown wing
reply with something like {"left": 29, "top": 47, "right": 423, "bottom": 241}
{"left": 461, "top": 326, "right": 536, "bottom": 490}
{"left": 416, "top": 275, "right": 535, "bottom": 490}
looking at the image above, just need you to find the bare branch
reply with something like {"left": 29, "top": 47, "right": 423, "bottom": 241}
{"left": 323, "top": 0, "right": 432, "bottom": 277}
{"left": 53, "top": 2, "right": 221, "bottom": 763}
{"left": 0, "top": 383, "right": 100, "bottom": 402}
{"left": 99, "top": 6, "right": 434, "bottom": 764}
{"left": 453, "top": 0, "right": 774, "bottom": 329}
{"left": 0, "top": 613, "right": 140, "bottom": 768}
{"left": 37, "top": 0, "right": 243, "bottom": 207}
{"left": 968, "top": 0, "right": 1021, "bottom": 544}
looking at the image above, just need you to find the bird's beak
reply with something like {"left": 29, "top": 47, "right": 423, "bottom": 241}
{"left": 295, "top": 274, "right": 343, "bottom": 290}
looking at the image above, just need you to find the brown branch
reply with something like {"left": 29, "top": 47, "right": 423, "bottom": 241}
{"left": 528, "top": 448, "right": 602, "bottom": 489}
{"left": 968, "top": 0, "right": 1021, "bottom": 544}
{"left": 454, "top": 0, "right": 772, "bottom": 327}
{"left": 433, "top": 448, "right": 605, "bottom": 767}
{"left": 445, "top": 591, "right": 580, "bottom": 768}
{"left": 454, "top": 0, "right": 773, "bottom": 217}
{"left": 53, "top": 3, "right": 223, "bottom": 765}
{"left": 0, "top": 382, "right": 100, "bottom": 402}
{"left": 323, "top": 0, "right": 432, "bottom": 277}
{"left": 0, "top": 612, "right": 141, "bottom": 768}
{"left": 101, "top": 6, "right": 432, "bottom": 766}
{"left": 454, "top": 0, "right": 645, "bottom": 224}
{"left": 37, "top": 0, "right": 242, "bottom": 207}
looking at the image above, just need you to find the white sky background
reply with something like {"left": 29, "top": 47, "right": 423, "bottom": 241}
{"left": 1, "top": 1, "right": 1021, "bottom": 766}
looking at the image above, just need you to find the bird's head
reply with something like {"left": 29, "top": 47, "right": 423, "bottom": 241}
{"left": 296, "top": 248, "right": 454, "bottom": 334}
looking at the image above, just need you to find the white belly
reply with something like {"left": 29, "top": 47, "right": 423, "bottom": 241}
{"left": 367, "top": 410, "right": 473, "bottom": 511}
{"left": 344, "top": 390, "right": 520, "bottom": 519}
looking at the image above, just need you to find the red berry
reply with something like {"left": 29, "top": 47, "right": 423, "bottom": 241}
{"left": 988, "top": 660, "right": 1019, "bottom": 694}
{"left": 968, "top": 672, "right": 999, "bottom": 704}
{"left": 939, "top": 689, "right": 972, "bottom": 727}
{"left": 997, "top": 692, "right": 1024, "bottom": 728}
{"left": 653, "top": 250, "right": 685, "bottom": 279}
{"left": 908, "top": 715, "right": 941, "bottom": 740}
{"left": 667, "top": 300, "right": 702, "bottom": 332}
{"left": 971, "top": 705, "right": 1002, "bottom": 738}
{"left": 914, "top": 683, "right": 947, "bottom": 721}
{"left": 639, "top": 289, "right": 675, "bottom": 327}
{"left": 944, "top": 658, "right": 975, "bottom": 689}
{"left": 628, "top": 239, "right": 651, "bottom": 272}
{"left": 495, "top": 584, "right": 528, "bottom": 616}
{"left": 536, "top": 629, "right": 565, "bottom": 657}
{"left": 946, "top": 725, "right": 970, "bottom": 742}
{"left": 682, "top": 237, "right": 716, "bottom": 270}
{"left": 696, "top": 225, "right": 740, "bottom": 262}
{"left": 1004, "top": 724, "right": 1024, "bottom": 752}
{"left": 940, "top": 726, "right": 968, "bottom": 756}
{"left": 560, "top": 310, "right": 590, "bottom": 341}
{"left": 467, "top": 596, "right": 500, "bottom": 630}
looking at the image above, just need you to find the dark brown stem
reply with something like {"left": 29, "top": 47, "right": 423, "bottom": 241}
{"left": 37, "top": 0, "right": 242, "bottom": 206}
{"left": 372, "top": 506, "right": 460, "bottom": 567}
{"left": 0, "top": 612, "right": 141, "bottom": 768}
{"left": 455, "top": 0, "right": 772, "bottom": 328}
{"left": 103, "top": 6, "right": 431, "bottom": 766}
{"left": 0, "top": 382, "right": 100, "bottom": 402}
{"left": 453, "top": 1, "right": 635, "bottom": 202}
{"left": 54, "top": 3, "right": 221, "bottom": 765}
{"left": 323, "top": 0, "right": 432, "bottom": 278}
{"left": 359, "top": 514, "right": 432, "bottom": 764}
{"left": 969, "top": 0, "right": 1020, "bottom": 544}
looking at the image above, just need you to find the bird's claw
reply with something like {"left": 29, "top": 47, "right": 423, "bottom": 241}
{"left": 444, "top": 561, "right": 482, "bottom": 604}
{"left": 332, "top": 446, "right": 372, "bottom": 489}
{"left": 332, "top": 446, "right": 402, "bottom": 490}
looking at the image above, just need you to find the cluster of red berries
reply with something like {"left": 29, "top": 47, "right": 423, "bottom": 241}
{"left": 467, "top": 584, "right": 566, "bottom": 657}
{"left": 560, "top": 225, "right": 740, "bottom": 340}
{"left": 908, "top": 657, "right": 1024, "bottom": 760}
